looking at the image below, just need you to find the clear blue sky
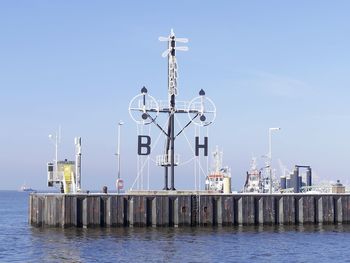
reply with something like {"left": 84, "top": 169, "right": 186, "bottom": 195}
{"left": 1, "top": 1, "right": 350, "bottom": 190}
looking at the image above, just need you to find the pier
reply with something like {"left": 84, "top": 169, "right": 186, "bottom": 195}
{"left": 29, "top": 192, "right": 350, "bottom": 227}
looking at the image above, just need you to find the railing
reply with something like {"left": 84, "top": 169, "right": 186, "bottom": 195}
{"left": 300, "top": 185, "right": 332, "bottom": 193}
{"left": 133, "top": 99, "right": 209, "bottom": 113}
{"left": 157, "top": 100, "right": 191, "bottom": 112}
{"left": 156, "top": 154, "right": 180, "bottom": 166}
{"left": 47, "top": 171, "right": 64, "bottom": 182}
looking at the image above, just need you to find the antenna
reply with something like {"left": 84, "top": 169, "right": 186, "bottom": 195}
{"left": 162, "top": 46, "right": 189, "bottom": 57}
{"left": 159, "top": 29, "right": 189, "bottom": 97}
{"left": 159, "top": 28, "right": 189, "bottom": 43}
{"left": 58, "top": 125, "right": 61, "bottom": 143}
{"left": 159, "top": 32, "right": 189, "bottom": 56}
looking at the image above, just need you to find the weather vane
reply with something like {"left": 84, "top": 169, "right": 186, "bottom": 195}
{"left": 129, "top": 29, "right": 216, "bottom": 190}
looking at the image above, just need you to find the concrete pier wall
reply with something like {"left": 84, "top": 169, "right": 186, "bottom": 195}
{"left": 29, "top": 193, "right": 350, "bottom": 228}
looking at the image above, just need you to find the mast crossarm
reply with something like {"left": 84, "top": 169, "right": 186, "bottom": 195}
{"left": 145, "top": 112, "right": 170, "bottom": 138}
{"left": 175, "top": 113, "right": 199, "bottom": 138}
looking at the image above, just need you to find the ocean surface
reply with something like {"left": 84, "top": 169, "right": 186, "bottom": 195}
{"left": 1, "top": 191, "right": 350, "bottom": 263}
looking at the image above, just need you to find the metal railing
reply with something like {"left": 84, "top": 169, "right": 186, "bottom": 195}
{"left": 156, "top": 154, "right": 180, "bottom": 166}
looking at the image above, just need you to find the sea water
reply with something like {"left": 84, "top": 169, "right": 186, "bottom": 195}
{"left": 1, "top": 191, "right": 350, "bottom": 263}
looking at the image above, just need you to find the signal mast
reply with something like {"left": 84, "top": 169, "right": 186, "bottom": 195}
{"left": 129, "top": 29, "right": 216, "bottom": 190}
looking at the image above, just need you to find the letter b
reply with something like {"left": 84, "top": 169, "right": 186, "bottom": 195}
{"left": 138, "top": 135, "right": 151, "bottom": 155}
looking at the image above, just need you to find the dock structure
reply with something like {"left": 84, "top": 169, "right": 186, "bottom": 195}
{"left": 29, "top": 192, "right": 350, "bottom": 228}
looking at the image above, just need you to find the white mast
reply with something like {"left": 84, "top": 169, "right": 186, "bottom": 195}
{"left": 49, "top": 126, "right": 61, "bottom": 187}
{"left": 75, "top": 137, "right": 82, "bottom": 192}
{"left": 116, "top": 121, "right": 124, "bottom": 193}
{"left": 268, "top": 127, "right": 281, "bottom": 194}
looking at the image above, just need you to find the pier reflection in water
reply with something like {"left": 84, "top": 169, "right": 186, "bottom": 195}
{"left": 27, "top": 225, "right": 350, "bottom": 263}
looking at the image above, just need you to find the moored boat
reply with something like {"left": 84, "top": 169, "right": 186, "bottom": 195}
{"left": 205, "top": 146, "right": 231, "bottom": 193}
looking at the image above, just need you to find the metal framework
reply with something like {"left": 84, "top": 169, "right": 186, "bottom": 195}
{"left": 129, "top": 29, "right": 216, "bottom": 190}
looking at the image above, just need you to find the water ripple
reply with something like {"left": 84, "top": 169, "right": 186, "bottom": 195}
{"left": 1, "top": 192, "right": 350, "bottom": 262}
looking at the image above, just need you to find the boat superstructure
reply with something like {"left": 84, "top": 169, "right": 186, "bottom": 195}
{"left": 243, "top": 157, "right": 280, "bottom": 193}
{"left": 243, "top": 158, "right": 263, "bottom": 193}
{"left": 205, "top": 146, "right": 231, "bottom": 193}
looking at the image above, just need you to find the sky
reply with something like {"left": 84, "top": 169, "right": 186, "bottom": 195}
{"left": 1, "top": 1, "right": 350, "bottom": 191}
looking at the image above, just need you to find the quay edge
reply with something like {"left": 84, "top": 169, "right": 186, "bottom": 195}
{"left": 29, "top": 192, "right": 350, "bottom": 228}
